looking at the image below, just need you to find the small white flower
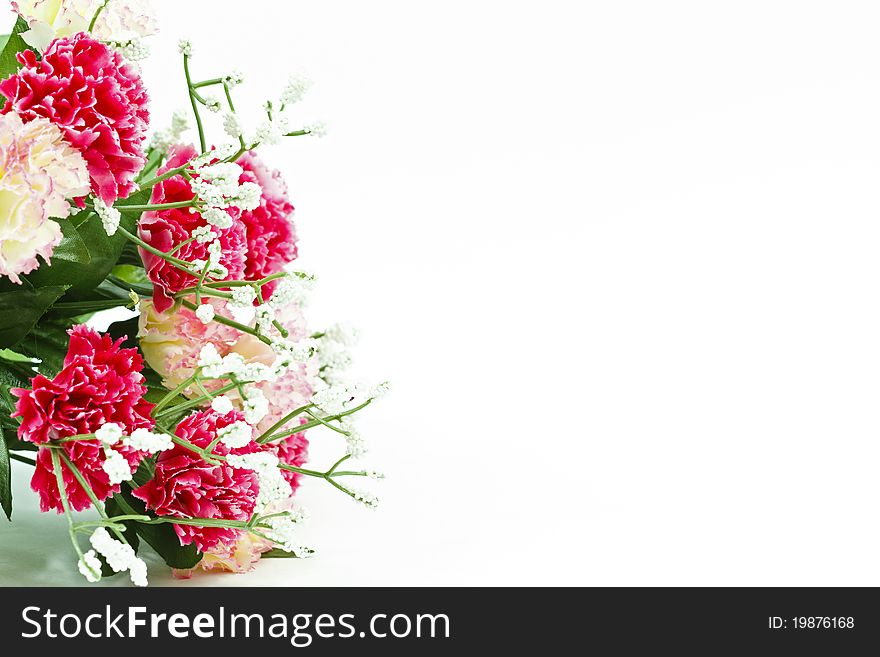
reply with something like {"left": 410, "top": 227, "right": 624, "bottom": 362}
{"left": 254, "top": 116, "right": 289, "bottom": 146}
{"left": 305, "top": 121, "right": 327, "bottom": 138}
{"left": 224, "top": 69, "right": 244, "bottom": 87}
{"left": 178, "top": 38, "right": 193, "bottom": 57}
{"left": 365, "top": 469, "right": 385, "bottom": 480}
{"left": 242, "top": 387, "right": 269, "bottom": 425}
{"left": 211, "top": 395, "right": 235, "bottom": 414}
{"left": 217, "top": 420, "right": 253, "bottom": 448}
{"left": 204, "top": 95, "right": 222, "bottom": 113}
{"left": 202, "top": 207, "right": 233, "bottom": 230}
{"left": 207, "top": 239, "right": 223, "bottom": 265}
{"left": 90, "top": 527, "right": 137, "bottom": 573}
{"left": 371, "top": 380, "right": 391, "bottom": 400}
{"left": 93, "top": 197, "right": 121, "bottom": 236}
{"left": 128, "top": 557, "right": 148, "bottom": 587}
{"left": 350, "top": 488, "right": 379, "bottom": 509}
{"left": 311, "top": 383, "right": 353, "bottom": 414}
{"left": 195, "top": 303, "right": 215, "bottom": 324}
{"left": 229, "top": 181, "right": 262, "bottom": 211}
{"left": 124, "top": 428, "right": 173, "bottom": 453}
{"left": 192, "top": 225, "right": 217, "bottom": 243}
{"left": 222, "top": 112, "right": 243, "bottom": 139}
{"left": 197, "top": 343, "right": 223, "bottom": 369}
{"left": 262, "top": 512, "right": 312, "bottom": 556}
{"left": 280, "top": 75, "right": 312, "bottom": 106}
{"left": 323, "top": 322, "right": 359, "bottom": 346}
{"left": 102, "top": 448, "right": 134, "bottom": 485}
{"left": 255, "top": 304, "right": 276, "bottom": 332}
{"left": 78, "top": 550, "right": 102, "bottom": 583}
{"left": 95, "top": 423, "right": 123, "bottom": 446}
{"left": 227, "top": 451, "right": 290, "bottom": 507}
{"left": 345, "top": 425, "right": 368, "bottom": 457}
{"left": 114, "top": 37, "right": 150, "bottom": 61}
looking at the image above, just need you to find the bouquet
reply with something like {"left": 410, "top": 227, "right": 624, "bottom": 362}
{"left": 0, "top": 0, "right": 386, "bottom": 586}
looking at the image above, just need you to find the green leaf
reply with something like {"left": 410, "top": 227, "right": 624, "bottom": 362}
{"left": 0, "top": 284, "right": 70, "bottom": 349}
{"left": 112, "top": 486, "right": 202, "bottom": 569}
{"left": 0, "top": 429, "right": 10, "bottom": 520}
{"left": 13, "top": 316, "right": 73, "bottom": 378}
{"left": 0, "top": 16, "right": 29, "bottom": 84}
{"left": 262, "top": 548, "right": 313, "bottom": 559}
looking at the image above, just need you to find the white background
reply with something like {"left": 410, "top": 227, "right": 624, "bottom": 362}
{"left": 2, "top": 0, "right": 880, "bottom": 586}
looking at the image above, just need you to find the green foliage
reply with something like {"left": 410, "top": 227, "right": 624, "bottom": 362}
{"left": 0, "top": 284, "right": 69, "bottom": 349}
{"left": 0, "top": 16, "right": 29, "bottom": 88}
{"left": 0, "top": 428, "right": 10, "bottom": 520}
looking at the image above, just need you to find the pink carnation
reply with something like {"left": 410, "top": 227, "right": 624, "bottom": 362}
{"left": 138, "top": 145, "right": 247, "bottom": 312}
{"left": 133, "top": 410, "right": 260, "bottom": 553}
{"left": 12, "top": 325, "right": 154, "bottom": 512}
{"left": 0, "top": 33, "right": 149, "bottom": 204}
{"left": 237, "top": 151, "right": 298, "bottom": 297}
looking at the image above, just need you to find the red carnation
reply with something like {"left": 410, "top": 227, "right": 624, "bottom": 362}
{"left": 138, "top": 144, "right": 247, "bottom": 312}
{"left": 133, "top": 409, "right": 260, "bottom": 552}
{"left": 0, "top": 33, "right": 149, "bottom": 204}
{"left": 236, "top": 151, "right": 298, "bottom": 298}
{"left": 12, "top": 325, "right": 155, "bottom": 512}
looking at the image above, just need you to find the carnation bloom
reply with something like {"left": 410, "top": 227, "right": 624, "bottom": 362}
{"left": 12, "top": 325, "right": 155, "bottom": 512}
{"left": 133, "top": 410, "right": 260, "bottom": 552}
{"left": 14, "top": 0, "right": 159, "bottom": 51}
{"left": 0, "top": 32, "right": 149, "bottom": 204}
{"left": 138, "top": 296, "right": 318, "bottom": 421}
{"left": 138, "top": 297, "right": 240, "bottom": 389}
{"left": 0, "top": 112, "right": 89, "bottom": 283}
{"left": 138, "top": 144, "right": 247, "bottom": 312}
{"left": 236, "top": 151, "right": 298, "bottom": 297}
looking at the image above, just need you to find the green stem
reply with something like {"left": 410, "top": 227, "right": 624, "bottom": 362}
{"left": 88, "top": 0, "right": 109, "bottom": 32}
{"left": 257, "top": 403, "right": 314, "bottom": 443}
{"left": 50, "top": 449, "right": 86, "bottom": 562}
{"left": 60, "top": 452, "right": 128, "bottom": 544}
{"left": 184, "top": 55, "right": 207, "bottom": 153}
{"left": 152, "top": 374, "right": 197, "bottom": 415}
{"left": 155, "top": 381, "right": 238, "bottom": 419}
{"left": 192, "top": 78, "right": 224, "bottom": 89}
{"left": 137, "top": 163, "right": 190, "bottom": 190}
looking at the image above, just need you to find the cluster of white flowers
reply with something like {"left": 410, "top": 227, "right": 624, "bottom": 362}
{"left": 204, "top": 95, "right": 222, "bottom": 113}
{"left": 102, "top": 447, "right": 133, "bottom": 485}
{"left": 323, "top": 322, "right": 359, "bottom": 346}
{"left": 195, "top": 302, "right": 215, "bottom": 324}
{"left": 311, "top": 383, "right": 354, "bottom": 415}
{"left": 365, "top": 469, "right": 385, "bottom": 480}
{"left": 197, "top": 345, "right": 278, "bottom": 383}
{"left": 191, "top": 160, "right": 261, "bottom": 219}
{"left": 211, "top": 395, "right": 235, "bottom": 414}
{"left": 178, "top": 38, "right": 193, "bottom": 57}
{"left": 217, "top": 420, "right": 253, "bottom": 448}
{"left": 341, "top": 420, "right": 368, "bottom": 457}
{"left": 271, "top": 338, "right": 316, "bottom": 366}
{"left": 151, "top": 110, "right": 190, "bottom": 152}
{"left": 224, "top": 69, "right": 244, "bottom": 87}
{"left": 192, "top": 225, "right": 217, "bottom": 243}
{"left": 254, "top": 116, "right": 290, "bottom": 146}
{"left": 255, "top": 303, "right": 276, "bottom": 332}
{"left": 350, "top": 488, "right": 379, "bottom": 509}
{"left": 93, "top": 197, "right": 121, "bottom": 236}
{"left": 97, "top": 422, "right": 173, "bottom": 457}
{"left": 316, "top": 339, "right": 353, "bottom": 377}
{"left": 269, "top": 272, "right": 315, "bottom": 309}
{"left": 304, "top": 121, "right": 328, "bottom": 138}
{"left": 124, "top": 428, "right": 174, "bottom": 453}
{"left": 280, "top": 75, "right": 312, "bottom": 107}
{"left": 222, "top": 112, "right": 243, "bottom": 140}
{"left": 82, "top": 527, "right": 148, "bottom": 586}
{"left": 111, "top": 37, "right": 150, "bottom": 61}
{"left": 226, "top": 285, "right": 257, "bottom": 323}
{"left": 242, "top": 387, "right": 269, "bottom": 425}
{"left": 261, "top": 512, "right": 313, "bottom": 557}
{"left": 227, "top": 451, "right": 291, "bottom": 508}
